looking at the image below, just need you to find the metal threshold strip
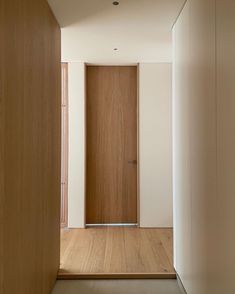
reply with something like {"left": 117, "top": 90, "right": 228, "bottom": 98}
{"left": 86, "top": 223, "right": 138, "bottom": 227}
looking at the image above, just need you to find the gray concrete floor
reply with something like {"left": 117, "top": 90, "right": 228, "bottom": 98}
{"left": 52, "top": 280, "right": 185, "bottom": 294}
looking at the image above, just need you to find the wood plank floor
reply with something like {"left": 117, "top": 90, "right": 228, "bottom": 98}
{"left": 58, "top": 228, "right": 175, "bottom": 279}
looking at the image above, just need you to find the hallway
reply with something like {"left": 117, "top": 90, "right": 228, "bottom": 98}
{"left": 2, "top": 0, "right": 235, "bottom": 293}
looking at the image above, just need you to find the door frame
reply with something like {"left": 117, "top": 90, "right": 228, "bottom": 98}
{"left": 84, "top": 63, "right": 140, "bottom": 227}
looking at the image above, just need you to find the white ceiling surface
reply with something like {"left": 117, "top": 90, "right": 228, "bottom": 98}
{"left": 48, "top": 0, "right": 184, "bottom": 63}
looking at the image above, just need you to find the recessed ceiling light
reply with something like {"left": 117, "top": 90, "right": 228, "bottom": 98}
{"left": 113, "top": 1, "right": 119, "bottom": 6}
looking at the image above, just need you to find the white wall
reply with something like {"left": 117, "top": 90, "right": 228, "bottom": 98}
{"left": 139, "top": 63, "right": 173, "bottom": 227}
{"left": 216, "top": 1, "right": 235, "bottom": 291}
{"left": 173, "top": 0, "right": 235, "bottom": 293}
{"left": 68, "top": 63, "right": 173, "bottom": 228}
{"left": 68, "top": 63, "right": 85, "bottom": 228}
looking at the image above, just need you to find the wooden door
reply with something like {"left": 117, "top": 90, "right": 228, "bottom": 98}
{"left": 86, "top": 66, "right": 138, "bottom": 224}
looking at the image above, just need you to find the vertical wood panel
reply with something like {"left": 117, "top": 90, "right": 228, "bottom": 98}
{"left": 61, "top": 63, "right": 68, "bottom": 228}
{"left": 86, "top": 66, "right": 138, "bottom": 224}
{"left": 0, "top": 1, "right": 61, "bottom": 293}
{"left": 0, "top": 0, "right": 4, "bottom": 290}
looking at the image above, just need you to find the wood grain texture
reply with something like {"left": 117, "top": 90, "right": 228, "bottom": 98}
{"left": 61, "top": 63, "right": 68, "bottom": 228}
{"left": 59, "top": 228, "right": 175, "bottom": 279}
{"left": 0, "top": 1, "right": 4, "bottom": 290}
{"left": 86, "top": 66, "right": 138, "bottom": 224}
{"left": 0, "top": 1, "right": 61, "bottom": 293}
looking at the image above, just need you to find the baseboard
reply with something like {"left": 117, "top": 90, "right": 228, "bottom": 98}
{"left": 176, "top": 273, "right": 187, "bottom": 293}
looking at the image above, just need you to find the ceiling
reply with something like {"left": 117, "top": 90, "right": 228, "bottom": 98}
{"left": 48, "top": 0, "right": 184, "bottom": 63}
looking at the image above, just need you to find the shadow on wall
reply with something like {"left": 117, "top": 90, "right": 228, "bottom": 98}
{"left": 47, "top": 0, "right": 184, "bottom": 28}
{"left": 48, "top": 0, "right": 117, "bottom": 27}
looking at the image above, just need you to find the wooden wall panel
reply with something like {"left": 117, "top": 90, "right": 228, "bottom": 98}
{"left": 0, "top": 1, "right": 4, "bottom": 291}
{"left": 0, "top": 1, "right": 61, "bottom": 293}
{"left": 61, "top": 63, "right": 68, "bottom": 228}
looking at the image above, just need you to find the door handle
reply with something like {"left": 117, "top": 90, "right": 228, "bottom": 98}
{"left": 128, "top": 160, "right": 137, "bottom": 165}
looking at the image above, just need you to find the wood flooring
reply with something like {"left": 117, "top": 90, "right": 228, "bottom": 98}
{"left": 58, "top": 228, "right": 175, "bottom": 279}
